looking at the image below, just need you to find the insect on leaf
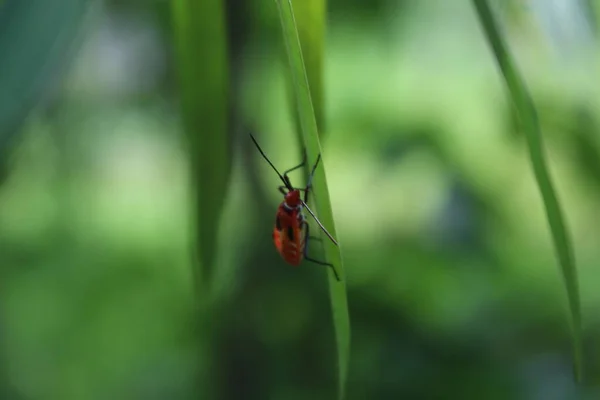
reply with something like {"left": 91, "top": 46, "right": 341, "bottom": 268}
{"left": 275, "top": 0, "right": 351, "bottom": 398}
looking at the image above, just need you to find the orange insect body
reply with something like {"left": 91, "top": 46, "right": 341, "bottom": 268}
{"left": 273, "top": 190, "right": 306, "bottom": 266}
{"left": 250, "top": 133, "right": 341, "bottom": 281}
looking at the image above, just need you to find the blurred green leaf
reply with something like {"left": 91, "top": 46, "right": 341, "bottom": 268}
{"left": 472, "top": 0, "right": 583, "bottom": 382}
{"left": 276, "top": 1, "right": 350, "bottom": 398}
{"left": 171, "top": 0, "right": 231, "bottom": 287}
{"left": 0, "top": 0, "right": 92, "bottom": 151}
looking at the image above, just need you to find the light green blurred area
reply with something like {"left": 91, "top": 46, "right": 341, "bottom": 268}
{"left": 1, "top": 0, "right": 600, "bottom": 398}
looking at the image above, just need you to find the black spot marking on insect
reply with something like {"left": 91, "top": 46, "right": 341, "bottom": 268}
{"left": 275, "top": 216, "right": 282, "bottom": 231}
{"left": 287, "top": 226, "right": 294, "bottom": 241}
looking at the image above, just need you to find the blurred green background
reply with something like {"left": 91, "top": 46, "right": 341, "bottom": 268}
{"left": 2, "top": 0, "right": 600, "bottom": 399}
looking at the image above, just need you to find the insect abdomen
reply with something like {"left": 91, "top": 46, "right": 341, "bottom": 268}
{"left": 273, "top": 209, "right": 305, "bottom": 266}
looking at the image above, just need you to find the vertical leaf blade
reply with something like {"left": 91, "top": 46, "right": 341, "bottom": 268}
{"left": 291, "top": 0, "right": 325, "bottom": 131}
{"left": 171, "top": 0, "right": 231, "bottom": 288}
{"left": 472, "top": 0, "right": 583, "bottom": 381}
{"left": 276, "top": 1, "right": 350, "bottom": 398}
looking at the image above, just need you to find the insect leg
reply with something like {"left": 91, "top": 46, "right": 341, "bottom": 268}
{"left": 307, "top": 154, "right": 321, "bottom": 186}
{"left": 305, "top": 253, "right": 341, "bottom": 282}
{"left": 302, "top": 222, "right": 341, "bottom": 281}
{"left": 295, "top": 187, "right": 311, "bottom": 204}
{"left": 302, "top": 154, "right": 322, "bottom": 203}
{"left": 282, "top": 151, "right": 307, "bottom": 187}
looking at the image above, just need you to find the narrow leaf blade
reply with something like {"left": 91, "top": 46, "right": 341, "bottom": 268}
{"left": 472, "top": 0, "right": 583, "bottom": 381}
{"left": 171, "top": 0, "right": 231, "bottom": 287}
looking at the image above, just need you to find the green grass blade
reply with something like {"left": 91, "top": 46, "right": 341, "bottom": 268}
{"left": 275, "top": 1, "right": 350, "bottom": 398}
{"left": 291, "top": 0, "right": 325, "bottom": 131}
{"left": 0, "top": 0, "right": 92, "bottom": 150}
{"left": 171, "top": 0, "right": 231, "bottom": 288}
{"left": 472, "top": 0, "right": 583, "bottom": 382}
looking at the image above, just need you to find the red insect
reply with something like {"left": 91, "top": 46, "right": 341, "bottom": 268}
{"left": 250, "top": 133, "right": 341, "bottom": 281}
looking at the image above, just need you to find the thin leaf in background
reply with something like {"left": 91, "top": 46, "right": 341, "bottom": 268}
{"left": 171, "top": 0, "right": 231, "bottom": 288}
{"left": 0, "top": 0, "right": 92, "bottom": 153}
{"left": 275, "top": 0, "right": 351, "bottom": 398}
{"left": 171, "top": 1, "right": 231, "bottom": 399}
{"left": 472, "top": 0, "right": 583, "bottom": 382}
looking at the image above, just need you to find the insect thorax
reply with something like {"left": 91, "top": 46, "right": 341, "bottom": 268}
{"left": 283, "top": 201, "right": 302, "bottom": 212}
{"left": 279, "top": 202, "right": 305, "bottom": 224}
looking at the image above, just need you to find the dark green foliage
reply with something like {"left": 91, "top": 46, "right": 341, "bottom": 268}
{"left": 0, "top": 0, "right": 92, "bottom": 152}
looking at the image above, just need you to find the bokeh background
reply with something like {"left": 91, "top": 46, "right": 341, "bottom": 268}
{"left": 2, "top": 0, "right": 600, "bottom": 399}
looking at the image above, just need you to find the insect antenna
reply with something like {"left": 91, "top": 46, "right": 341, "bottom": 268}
{"left": 301, "top": 201, "right": 338, "bottom": 246}
{"left": 250, "top": 133, "right": 293, "bottom": 191}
